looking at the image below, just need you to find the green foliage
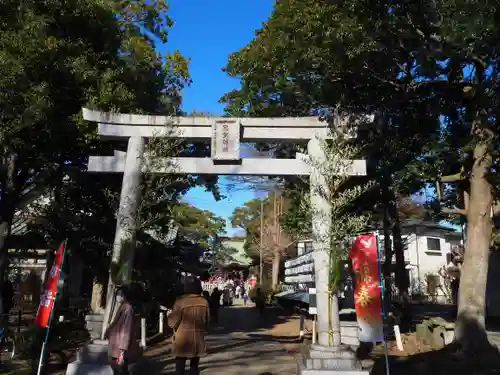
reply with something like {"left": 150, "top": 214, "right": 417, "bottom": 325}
{"left": 0, "top": 0, "right": 189, "bottom": 256}
{"left": 173, "top": 202, "right": 225, "bottom": 248}
{"left": 2, "top": 0, "right": 225, "bottom": 294}
{"left": 248, "top": 283, "right": 273, "bottom": 304}
{"left": 221, "top": 0, "right": 500, "bottom": 220}
{"left": 212, "top": 239, "right": 238, "bottom": 266}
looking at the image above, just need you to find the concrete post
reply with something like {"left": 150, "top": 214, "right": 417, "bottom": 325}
{"left": 141, "top": 317, "right": 147, "bottom": 348}
{"left": 299, "top": 311, "right": 305, "bottom": 339}
{"left": 312, "top": 315, "right": 317, "bottom": 344}
{"left": 159, "top": 312, "right": 164, "bottom": 334}
{"left": 101, "top": 136, "right": 145, "bottom": 337}
{"left": 308, "top": 137, "right": 332, "bottom": 347}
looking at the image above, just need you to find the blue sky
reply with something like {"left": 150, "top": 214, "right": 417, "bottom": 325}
{"left": 161, "top": 0, "right": 275, "bottom": 234}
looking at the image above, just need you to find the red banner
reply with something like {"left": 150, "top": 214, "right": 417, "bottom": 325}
{"left": 35, "top": 240, "right": 66, "bottom": 328}
{"left": 349, "top": 234, "right": 383, "bottom": 343}
{"left": 250, "top": 278, "right": 257, "bottom": 288}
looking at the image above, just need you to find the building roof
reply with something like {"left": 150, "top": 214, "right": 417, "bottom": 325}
{"left": 218, "top": 237, "right": 253, "bottom": 267}
{"left": 401, "top": 219, "right": 458, "bottom": 232}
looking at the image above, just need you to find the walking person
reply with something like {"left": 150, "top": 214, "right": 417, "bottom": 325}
{"left": 240, "top": 285, "right": 245, "bottom": 300}
{"left": 168, "top": 276, "right": 209, "bottom": 375}
{"left": 254, "top": 287, "right": 266, "bottom": 319}
{"left": 235, "top": 285, "right": 241, "bottom": 300}
{"left": 202, "top": 290, "right": 210, "bottom": 302}
{"left": 209, "top": 288, "right": 221, "bottom": 325}
{"left": 104, "top": 286, "right": 140, "bottom": 375}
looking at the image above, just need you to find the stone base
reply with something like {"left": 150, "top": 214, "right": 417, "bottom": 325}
{"left": 76, "top": 341, "right": 109, "bottom": 364}
{"left": 297, "top": 361, "right": 369, "bottom": 375}
{"left": 67, "top": 339, "right": 143, "bottom": 375}
{"left": 66, "top": 363, "right": 114, "bottom": 375}
{"left": 298, "top": 344, "right": 368, "bottom": 374}
{"left": 66, "top": 362, "right": 142, "bottom": 375}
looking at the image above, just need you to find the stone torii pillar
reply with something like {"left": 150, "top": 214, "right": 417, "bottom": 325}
{"left": 301, "top": 137, "right": 368, "bottom": 374}
{"left": 101, "top": 136, "right": 145, "bottom": 338}
{"left": 308, "top": 137, "right": 332, "bottom": 347}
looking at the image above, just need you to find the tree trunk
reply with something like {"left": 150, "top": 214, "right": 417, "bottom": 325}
{"left": 0, "top": 154, "right": 21, "bottom": 289}
{"left": 388, "top": 195, "right": 412, "bottom": 329}
{"left": 454, "top": 139, "right": 493, "bottom": 353}
{"left": 271, "top": 251, "right": 280, "bottom": 289}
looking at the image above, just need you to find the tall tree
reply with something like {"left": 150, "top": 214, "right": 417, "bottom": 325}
{"left": 222, "top": 0, "right": 500, "bottom": 352}
{"left": 230, "top": 191, "right": 295, "bottom": 284}
{"left": 0, "top": 0, "right": 191, "bottom": 283}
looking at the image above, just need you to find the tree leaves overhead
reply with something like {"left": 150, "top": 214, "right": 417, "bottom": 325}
{"left": 0, "top": 0, "right": 216, "bottom": 282}
{"left": 173, "top": 202, "right": 225, "bottom": 249}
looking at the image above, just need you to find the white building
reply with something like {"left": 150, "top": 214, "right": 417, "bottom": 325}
{"left": 379, "top": 220, "right": 462, "bottom": 303}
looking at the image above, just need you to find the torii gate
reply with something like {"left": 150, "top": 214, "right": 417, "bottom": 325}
{"left": 82, "top": 108, "right": 369, "bottom": 351}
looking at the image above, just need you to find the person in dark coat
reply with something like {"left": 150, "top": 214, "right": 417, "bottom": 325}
{"left": 254, "top": 287, "right": 266, "bottom": 318}
{"left": 168, "top": 276, "right": 209, "bottom": 375}
{"left": 209, "top": 288, "right": 221, "bottom": 325}
{"left": 202, "top": 290, "right": 210, "bottom": 302}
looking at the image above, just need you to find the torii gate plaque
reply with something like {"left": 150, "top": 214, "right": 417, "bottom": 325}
{"left": 82, "top": 108, "right": 370, "bottom": 370}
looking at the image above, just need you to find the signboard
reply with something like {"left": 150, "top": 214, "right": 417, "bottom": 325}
{"left": 349, "top": 234, "right": 383, "bottom": 343}
{"left": 284, "top": 250, "right": 314, "bottom": 284}
{"left": 309, "top": 288, "right": 317, "bottom": 315}
{"left": 211, "top": 120, "right": 240, "bottom": 160}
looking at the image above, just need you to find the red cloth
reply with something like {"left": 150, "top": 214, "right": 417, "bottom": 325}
{"left": 35, "top": 241, "right": 65, "bottom": 327}
{"left": 348, "top": 234, "right": 382, "bottom": 320}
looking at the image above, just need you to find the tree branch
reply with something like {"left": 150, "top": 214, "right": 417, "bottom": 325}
{"left": 440, "top": 171, "right": 465, "bottom": 183}
{"left": 441, "top": 207, "right": 467, "bottom": 216}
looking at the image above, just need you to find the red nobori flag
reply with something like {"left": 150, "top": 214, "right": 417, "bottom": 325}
{"left": 34, "top": 240, "right": 67, "bottom": 328}
{"left": 349, "top": 234, "right": 383, "bottom": 343}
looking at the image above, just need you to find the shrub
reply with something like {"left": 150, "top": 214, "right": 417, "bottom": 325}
{"left": 248, "top": 282, "right": 274, "bottom": 303}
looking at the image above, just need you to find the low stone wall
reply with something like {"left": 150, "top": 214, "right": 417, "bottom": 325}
{"left": 415, "top": 317, "right": 455, "bottom": 349}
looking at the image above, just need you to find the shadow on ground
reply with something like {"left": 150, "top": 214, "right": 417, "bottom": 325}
{"left": 209, "top": 305, "right": 291, "bottom": 335}
{"left": 145, "top": 305, "right": 297, "bottom": 375}
{"left": 371, "top": 346, "right": 500, "bottom": 375}
{"left": 372, "top": 311, "right": 500, "bottom": 375}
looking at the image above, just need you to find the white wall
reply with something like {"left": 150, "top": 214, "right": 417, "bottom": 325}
{"left": 404, "top": 228, "right": 459, "bottom": 300}
{"left": 379, "top": 227, "right": 460, "bottom": 301}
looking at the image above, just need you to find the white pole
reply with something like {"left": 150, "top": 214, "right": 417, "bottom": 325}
{"left": 36, "top": 341, "right": 47, "bottom": 375}
{"left": 159, "top": 312, "right": 164, "bottom": 334}
{"left": 394, "top": 325, "right": 404, "bottom": 351}
{"left": 259, "top": 200, "right": 264, "bottom": 283}
{"left": 141, "top": 317, "right": 146, "bottom": 348}
{"left": 312, "top": 315, "right": 317, "bottom": 344}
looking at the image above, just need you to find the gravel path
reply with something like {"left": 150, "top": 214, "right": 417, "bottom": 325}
{"left": 145, "top": 301, "right": 300, "bottom": 375}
